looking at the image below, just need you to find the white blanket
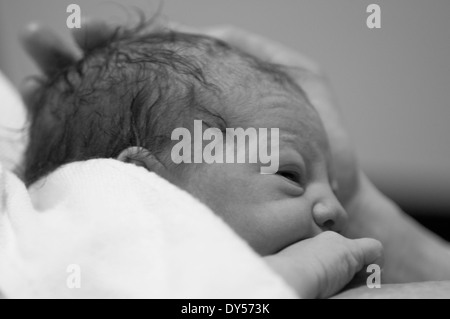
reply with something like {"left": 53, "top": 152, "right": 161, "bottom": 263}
{"left": 0, "top": 71, "right": 27, "bottom": 171}
{"left": 0, "top": 159, "right": 295, "bottom": 298}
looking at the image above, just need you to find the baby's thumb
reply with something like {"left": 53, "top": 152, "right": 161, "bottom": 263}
{"left": 351, "top": 238, "right": 384, "bottom": 271}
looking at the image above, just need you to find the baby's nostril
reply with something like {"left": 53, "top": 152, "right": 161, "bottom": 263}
{"left": 323, "top": 220, "right": 335, "bottom": 229}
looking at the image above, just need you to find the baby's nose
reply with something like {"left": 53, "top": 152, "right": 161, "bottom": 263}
{"left": 312, "top": 196, "right": 348, "bottom": 233}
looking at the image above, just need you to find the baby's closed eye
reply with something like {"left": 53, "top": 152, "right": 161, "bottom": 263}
{"left": 276, "top": 164, "right": 306, "bottom": 193}
{"left": 277, "top": 170, "right": 301, "bottom": 184}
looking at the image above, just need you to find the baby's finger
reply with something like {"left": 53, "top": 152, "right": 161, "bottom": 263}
{"left": 352, "top": 238, "right": 384, "bottom": 269}
{"left": 21, "top": 23, "right": 81, "bottom": 76}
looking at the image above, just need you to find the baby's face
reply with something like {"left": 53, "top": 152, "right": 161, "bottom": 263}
{"left": 168, "top": 80, "right": 348, "bottom": 256}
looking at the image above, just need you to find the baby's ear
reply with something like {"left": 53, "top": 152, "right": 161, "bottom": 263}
{"left": 117, "top": 147, "right": 165, "bottom": 174}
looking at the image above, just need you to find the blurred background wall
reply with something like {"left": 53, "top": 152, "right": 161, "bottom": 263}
{"left": 0, "top": 0, "right": 449, "bottom": 220}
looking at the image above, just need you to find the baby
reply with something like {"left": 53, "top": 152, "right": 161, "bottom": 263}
{"left": 24, "top": 22, "right": 382, "bottom": 298}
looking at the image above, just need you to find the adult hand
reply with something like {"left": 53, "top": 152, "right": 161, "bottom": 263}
{"left": 20, "top": 19, "right": 120, "bottom": 109}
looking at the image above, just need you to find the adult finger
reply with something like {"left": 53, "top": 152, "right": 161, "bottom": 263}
{"left": 73, "top": 16, "right": 169, "bottom": 52}
{"left": 71, "top": 18, "right": 118, "bottom": 52}
{"left": 21, "top": 23, "right": 81, "bottom": 76}
{"left": 18, "top": 75, "right": 50, "bottom": 111}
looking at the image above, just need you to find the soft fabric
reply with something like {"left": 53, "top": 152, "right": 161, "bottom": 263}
{"left": 0, "top": 159, "right": 296, "bottom": 298}
{"left": 0, "top": 70, "right": 27, "bottom": 171}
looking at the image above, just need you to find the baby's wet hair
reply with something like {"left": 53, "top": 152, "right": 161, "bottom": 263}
{"left": 23, "top": 15, "right": 304, "bottom": 186}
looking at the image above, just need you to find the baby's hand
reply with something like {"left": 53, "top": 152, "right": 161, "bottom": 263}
{"left": 265, "top": 231, "right": 383, "bottom": 299}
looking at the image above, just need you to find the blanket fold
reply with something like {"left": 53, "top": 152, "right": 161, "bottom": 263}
{"left": 0, "top": 159, "right": 295, "bottom": 298}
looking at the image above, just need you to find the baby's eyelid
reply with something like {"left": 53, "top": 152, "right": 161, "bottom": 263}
{"left": 278, "top": 165, "right": 304, "bottom": 184}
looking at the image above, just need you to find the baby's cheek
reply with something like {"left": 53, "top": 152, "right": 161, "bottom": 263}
{"left": 251, "top": 199, "right": 315, "bottom": 254}
{"left": 179, "top": 163, "right": 250, "bottom": 211}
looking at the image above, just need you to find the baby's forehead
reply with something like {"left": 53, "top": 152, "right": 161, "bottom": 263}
{"left": 226, "top": 78, "right": 328, "bottom": 154}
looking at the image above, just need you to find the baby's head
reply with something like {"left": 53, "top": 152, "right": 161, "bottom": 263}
{"left": 25, "top": 22, "right": 347, "bottom": 255}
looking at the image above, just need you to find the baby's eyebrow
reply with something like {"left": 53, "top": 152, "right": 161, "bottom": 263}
{"left": 280, "top": 132, "right": 321, "bottom": 170}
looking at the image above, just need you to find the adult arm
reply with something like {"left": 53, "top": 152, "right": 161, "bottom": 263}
{"left": 345, "top": 173, "right": 450, "bottom": 282}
